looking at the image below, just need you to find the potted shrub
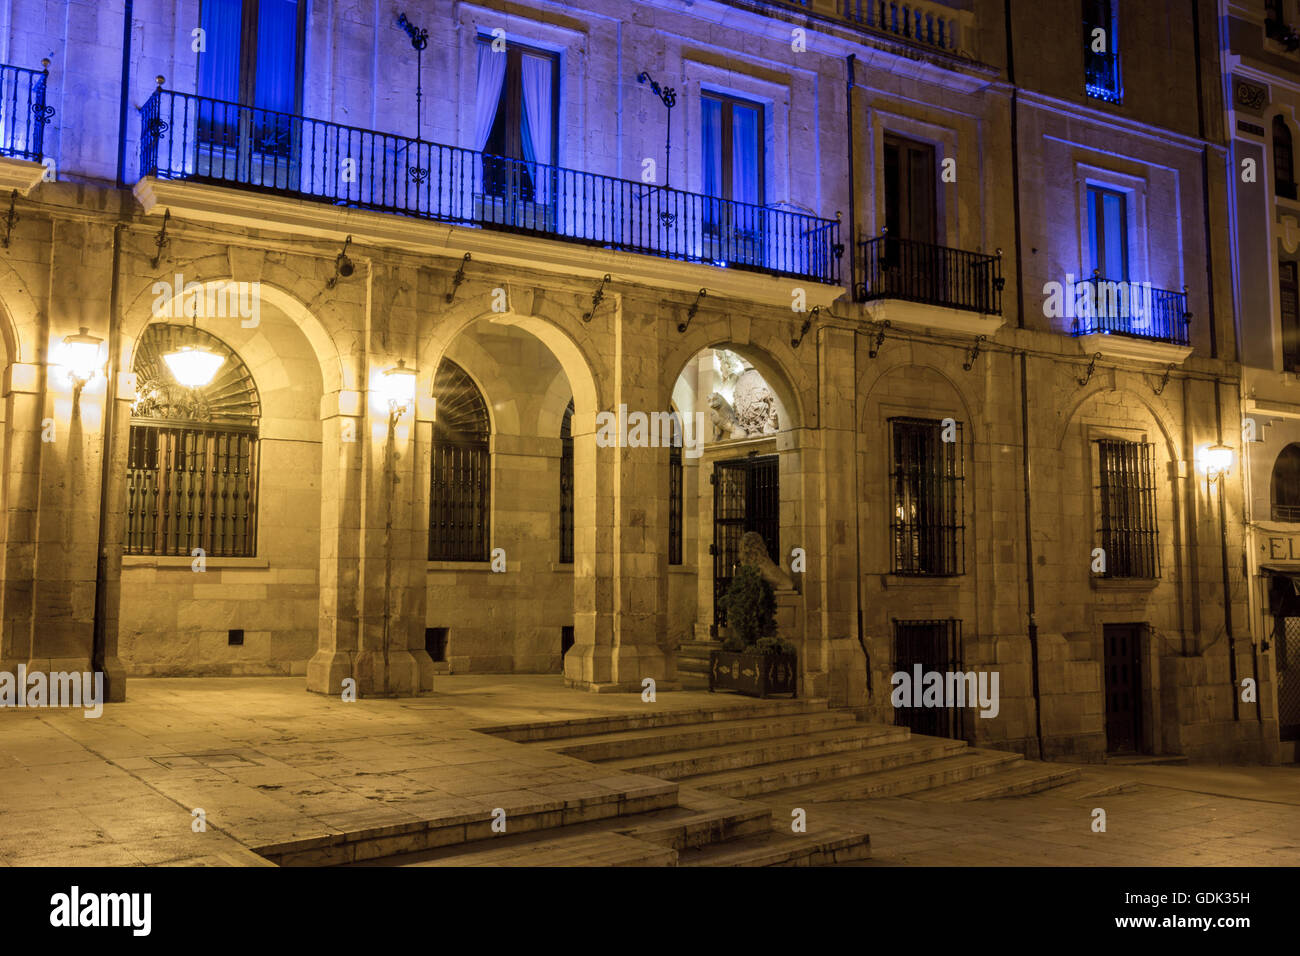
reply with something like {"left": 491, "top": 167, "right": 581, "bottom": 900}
{"left": 709, "top": 565, "right": 798, "bottom": 698}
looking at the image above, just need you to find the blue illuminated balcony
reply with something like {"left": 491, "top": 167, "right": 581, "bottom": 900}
{"left": 138, "top": 88, "right": 843, "bottom": 286}
{"left": 0, "top": 61, "right": 52, "bottom": 161}
{"left": 1069, "top": 277, "right": 1190, "bottom": 346}
{"left": 1085, "top": 50, "right": 1123, "bottom": 104}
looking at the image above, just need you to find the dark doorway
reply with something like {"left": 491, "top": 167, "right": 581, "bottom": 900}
{"left": 425, "top": 627, "right": 449, "bottom": 663}
{"left": 561, "top": 625, "right": 574, "bottom": 660}
{"left": 892, "top": 619, "right": 962, "bottom": 740}
{"left": 1102, "top": 623, "right": 1144, "bottom": 753}
{"left": 1274, "top": 616, "right": 1300, "bottom": 741}
{"left": 712, "top": 454, "right": 779, "bottom": 629}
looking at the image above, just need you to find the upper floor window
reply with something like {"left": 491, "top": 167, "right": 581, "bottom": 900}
{"left": 1272, "top": 444, "right": 1300, "bottom": 521}
{"left": 1083, "top": 0, "right": 1122, "bottom": 104}
{"left": 701, "top": 92, "right": 765, "bottom": 264}
{"left": 1095, "top": 439, "right": 1159, "bottom": 579}
{"left": 198, "top": 0, "right": 305, "bottom": 109}
{"left": 1281, "top": 260, "right": 1300, "bottom": 371}
{"left": 475, "top": 38, "right": 558, "bottom": 203}
{"left": 1276, "top": 117, "right": 1297, "bottom": 200}
{"left": 1086, "top": 185, "right": 1128, "bottom": 281}
{"left": 430, "top": 361, "right": 491, "bottom": 562}
{"left": 1266, "top": 1, "right": 1300, "bottom": 50}
{"left": 889, "top": 417, "right": 965, "bottom": 576}
{"left": 883, "top": 135, "right": 937, "bottom": 245}
{"left": 126, "top": 324, "right": 260, "bottom": 557}
{"left": 197, "top": 0, "right": 307, "bottom": 156}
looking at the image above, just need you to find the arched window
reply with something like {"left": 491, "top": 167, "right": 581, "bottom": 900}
{"left": 1276, "top": 116, "right": 1296, "bottom": 200}
{"left": 559, "top": 399, "right": 574, "bottom": 564}
{"left": 126, "top": 323, "right": 260, "bottom": 556}
{"left": 430, "top": 360, "right": 491, "bottom": 561}
{"left": 1272, "top": 444, "right": 1300, "bottom": 521}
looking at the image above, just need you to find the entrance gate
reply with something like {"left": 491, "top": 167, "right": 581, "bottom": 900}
{"left": 711, "top": 454, "right": 779, "bottom": 629}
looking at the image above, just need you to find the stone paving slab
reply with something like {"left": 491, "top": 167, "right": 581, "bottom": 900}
{"left": 0, "top": 676, "right": 718, "bottom": 866}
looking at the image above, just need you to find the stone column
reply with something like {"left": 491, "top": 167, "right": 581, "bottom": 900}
{"left": 812, "top": 325, "right": 863, "bottom": 706}
{"left": 564, "top": 296, "right": 670, "bottom": 691}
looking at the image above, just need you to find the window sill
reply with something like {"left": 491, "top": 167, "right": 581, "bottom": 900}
{"left": 427, "top": 561, "right": 493, "bottom": 572}
{"left": 551, "top": 562, "right": 574, "bottom": 573}
{"left": 1090, "top": 576, "right": 1159, "bottom": 590}
{"left": 669, "top": 564, "right": 696, "bottom": 574}
{"left": 880, "top": 574, "right": 964, "bottom": 588}
{"left": 122, "top": 556, "right": 268, "bottom": 569}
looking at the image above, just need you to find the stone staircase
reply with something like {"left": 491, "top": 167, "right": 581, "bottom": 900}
{"left": 526, "top": 697, "right": 1080, "bottom": 803}
{"left": 676, "top": 640, "right": 715, "bottom": 690}
{"left": 364, "top": 695, "right": 1079, "bottom": 867}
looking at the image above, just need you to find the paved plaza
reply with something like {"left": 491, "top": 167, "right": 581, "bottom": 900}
{"left": 0, "top": 677, "right": 1295, "bottom": 867}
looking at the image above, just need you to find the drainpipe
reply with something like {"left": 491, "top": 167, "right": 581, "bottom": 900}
{"left": 91, "top": 222, "right": 126, "bottom": 698}
{"left": 116, "top": 0, "right": 133, "bottom": 188}
{"left": 846, "top": 54, "right": 857, "bottom": 302}
{"left": 1006, "top": 0, "right": 1043, "bottom": 757}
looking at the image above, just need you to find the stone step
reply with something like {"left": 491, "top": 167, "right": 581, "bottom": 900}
{"left": 609, "top": 789, "right": 773, "bottom": 850}
{"left": 477, "top": 697, "right": 829, "bottom": 742}
{"left": 911, "top": 760, "right": 1083, "bottom": 801}
{"left": 680, "top": 737, "right": 969, "bottom": 798}
{"left": 1049, "top": 772, "right": 1141, "bottom": 799}
{"left": 602, "top": 724, "right": 909, "bottom": 779}
{"left": 260, "top": 777, "right": 679, "bottom": 866}
{"left": 677, "top": 822, "right": 872, "bottom": 867}
{"left": 764, "top": 748, "right": 1024, "bottom": 803}
{"left": 1105, "top": 753, "right": 1188, "bottom": 767}
{"left": 543, "top": 710, "right": 861, "bottom": 762}
{"left": 389, "top": 829, "right": 680, "bottom": 867}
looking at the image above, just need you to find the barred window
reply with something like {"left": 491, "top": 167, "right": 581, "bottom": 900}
{"left": 559, "top": 400, "right": 574, "bottom": 564}
{"left": 125, "top": 324, "right": 260, "bottom": 557}
{"left": 669, "top": 420, "right": 683, "bottom": 566}
{"left": 889, "top": 417, "right": 964, "bottom": 576}
{"left": 1095, "top": 439, "right": 1159, "bottom": 578}
{"left": 430, "top": 360, "right": 491, "bottom": 562}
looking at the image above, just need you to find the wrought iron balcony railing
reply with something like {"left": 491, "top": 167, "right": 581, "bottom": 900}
{"left": 843, "top": 0, "right": 969, "bottom": 55}
{"left": 0, "top": 61, "right": 53, "bottom": 161}
{"left": 139, "top": 88, "right": 843, "bottom": 285}
{"left": 855, "top": 235, "right": 1003, "bottom": 315}
{"left": 1085, "top": 50, "right": 1123, "bottom": 104}
{"left": 1069, "top": 277, "right": 1190, "bottom": 346}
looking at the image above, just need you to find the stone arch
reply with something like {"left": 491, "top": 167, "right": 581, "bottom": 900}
{"left": 1054, "top": 383, "right": 1182, "bottom": 463}
{"left": 421, "top": 309, "right": 602, "bottom": 433}
{"left": 0, "top": 262, "right": 43, "bottom": 365}
{"left": 1270, "top": 443, "right": 1300, "bottom": 519}
{"left": 122, "top": 276, "right": 348, "bottom": 394}
{"left": 663, "top": 335, "right": 808, "bottom": 432}
{"left": 858, "top": 359, "right": 979, "bottom": 434}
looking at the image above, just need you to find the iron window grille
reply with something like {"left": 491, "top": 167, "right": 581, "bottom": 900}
{"left": 125, "top": 324, "right": 261, "bottom": 557}
{"left": 1283, "top": 261, "right": 1300, "bottom": 372}
{"left": 1276, "top": 117, "right": 1297, "bottom": 200}
{"left": 889, "top": 417, "right": 965, "bottom": 576}
{"left": 559, "top": 400, "right": 574, "bottom": 564}
{"left": 669, "top": 412, "right": 684, "bottom": 566}
{"left": 429, "top": 360, "right": 491, "bottom": 562}
{"left": 892, "top": 618, "right": 964, "bottom": 740}
{"left": 1095, "top": 439, "right": 1160, "bottom": 579}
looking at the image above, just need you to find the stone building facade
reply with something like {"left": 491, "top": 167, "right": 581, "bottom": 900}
{"left": 1222, "top": 0, "right": 1300, "bottom": 763}
{"left": 0, "top": 0, "right": 1279, "bottom": 761}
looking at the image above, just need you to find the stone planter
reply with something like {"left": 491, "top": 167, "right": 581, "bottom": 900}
{"left": 708, "top": 649, "right": 798, "bottom": 698}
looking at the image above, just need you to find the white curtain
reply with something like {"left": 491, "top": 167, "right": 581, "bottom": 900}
{"left": 520, "top": 53, "right": 553, "bottom": 206}
{"left": 474, "top": 43, "right": 507, "bottom": 152}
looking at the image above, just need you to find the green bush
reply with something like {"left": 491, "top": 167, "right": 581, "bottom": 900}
{"left": 754, "top": 635, "right": 796, "bottom": 657}
{"left": 719, "top": 565, "right": 776, "bottom": 651}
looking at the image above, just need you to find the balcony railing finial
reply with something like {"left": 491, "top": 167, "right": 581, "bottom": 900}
{"left": 155, "top": 75, "right": 165, "bottom": 90}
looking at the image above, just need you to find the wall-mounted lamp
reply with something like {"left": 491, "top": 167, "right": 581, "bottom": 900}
{"left": 61, "top": 327, "right": 103, "bottom": 390}
{"left": 1198, "top": 442, "right": 1234, "bottom": 483}
{"left": 381, "top": 359, "right": 418, "bottom": 420}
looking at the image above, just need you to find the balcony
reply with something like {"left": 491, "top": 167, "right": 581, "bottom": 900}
{"left": 0, "top": 60, "right": 53, "bottom": 194}
{"left": 1085, "top": 50, "right": 1123, "bottom": 104}
{"left": 855, "top": 234, "right": 1004, "bottom": 335}
{"left": 1070, "top": 277, "right": 1192, "bottom": 364}
{"left": 138, "top": 88, "right": 843, "bottom": 289}
{"left": 842, "top": 0, "right": 972, "bottom": 56}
